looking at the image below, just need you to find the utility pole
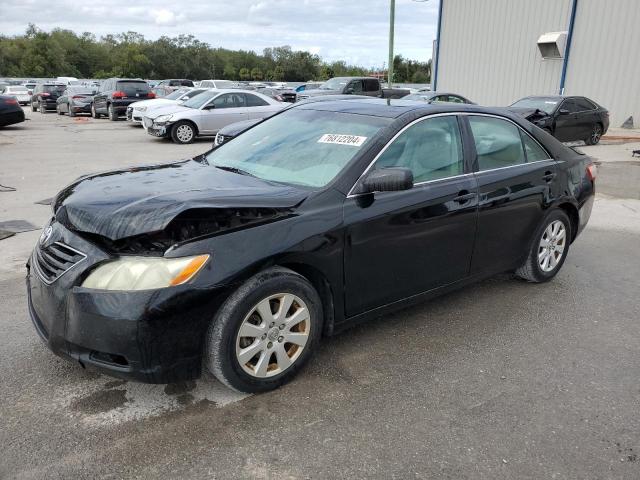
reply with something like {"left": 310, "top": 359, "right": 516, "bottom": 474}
{"left": 388, "top": 0, "right": 395, "bottom": 87}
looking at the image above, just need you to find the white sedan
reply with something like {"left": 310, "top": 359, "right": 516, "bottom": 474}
{"left": 1, "top": 85, "right": 31, "bottom": 105}
{"left": 142, "top": 89, "right": 285, "bottom": 144}
{"left": 126, "top": 87, "right": 210, "bottom": 124}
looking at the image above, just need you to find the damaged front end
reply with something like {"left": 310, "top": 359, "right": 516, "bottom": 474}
{"left": 70, "top": 206, "right": 294, "bottom": 255}
{"left": 507, "top": 107, "right": 552, "bottom": 130}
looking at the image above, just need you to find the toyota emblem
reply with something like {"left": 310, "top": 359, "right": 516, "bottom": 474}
{"left": 39, "top": 226, "right": 53, "bottom": 245}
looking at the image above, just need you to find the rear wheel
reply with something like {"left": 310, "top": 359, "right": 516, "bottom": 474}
{"left": 515, "top": 209, "right": 571, "bottom": 283}
{"left": 68, "top": 104, "right": 75, "bottom": 117}
{"left": 584, "top": 123, "right": 603, "bottom": 145}
{"left": 91, "top": 103, "right": 100, "bottom": 118}
{"left": 56, "top": 104, "right": 64, "bottom": 115}
{"left": 108, "top": 103, "right": 118, "bottom": 121}
{"left": 170, "top": 121, "right": 196, "bottom": 144}
{"left": 31, "top": 101, "right": 37, "bottom": 112}
{"left": 39, "top": 103, "right": 46, "bottom": 114}
{"left": 205, "top": 267, "right": 323, "bottom": 393}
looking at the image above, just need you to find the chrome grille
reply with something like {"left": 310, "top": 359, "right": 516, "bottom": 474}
{"left": 34, "top": 241, "right": 86, "bottom": 284}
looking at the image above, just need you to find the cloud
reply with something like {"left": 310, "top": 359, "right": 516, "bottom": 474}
{"left": 0, "top": 0, "right": 438, "bottom": 68}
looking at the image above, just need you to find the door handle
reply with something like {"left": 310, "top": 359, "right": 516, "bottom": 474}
{"left": 542, "top": 171, "right": 556, "bottom": 182}
{"left": 453, "top": 191, "right": 476, "bottom": 204}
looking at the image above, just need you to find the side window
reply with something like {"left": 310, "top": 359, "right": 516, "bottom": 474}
{"left": 447, "top": 95, "right": 465, "bottom": 104}
{"left": 349, "top": 80, "right": 364, "bottom": 93}
{"left": 561, "top": 99, "right": 579, "bottom": 113}
{"left": 212, "top": 93, "right": 246, "bottom": 109}
{"left": 574, "top": 97, "right": 596, "bottom": 111}
{"left": 373, "top": 116, "right": 464, "bottom": 183}
{"left": 469, "top": 116, "right": 526, "bottom": 171}
{"left": 520, "top": 132, "right": 549, "bottom": 162}
{"left": 432, "top": 95, "right": 448, "bottom": 103}
{"left": 245, "top": 94, "right": 269, "bottom": 107}
{"left": 364, "top": 79, "right": 379, "bottom": 92}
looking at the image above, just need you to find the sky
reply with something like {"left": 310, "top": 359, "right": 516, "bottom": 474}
{"left": 0, "top": 0, "right": 439, "bottom": 68}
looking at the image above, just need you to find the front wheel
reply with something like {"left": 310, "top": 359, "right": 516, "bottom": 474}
{"left": 108, "top": 103, "right": 118, "bottom": 121}
{"left": 205, "top": 267, "right": 323, "bottom": 393}
{"left": 515, "top": 209, "right": 571, "bottom": 283}
{"left": 170, "top": 121, "right": 196, "bottom": 144}
{"left": 584, "top": 124, "right": 603, "bottom": 145}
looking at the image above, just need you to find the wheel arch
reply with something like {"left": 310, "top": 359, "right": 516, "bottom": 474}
{"left": 173, "top": 118, "right": 199, "bottom": 135}
{"left": 557, "top": 201, "right": 579, "bottom": 243}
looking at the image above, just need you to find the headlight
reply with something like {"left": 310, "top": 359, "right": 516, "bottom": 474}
{"left": 82, "top": 255, "right": 209, "bottom": 291}
{"left": 154, "top": 114, "right": 173, "bottom": 124}
{"left": 214, "top": 134, "right": 224, "bottom": 146}
{"left": 136, "top": 106, "right": 147, "bottom": 112}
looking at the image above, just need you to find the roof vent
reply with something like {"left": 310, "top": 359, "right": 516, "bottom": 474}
{"left": 537, "top": 31, "right": 568, "bottom": 59}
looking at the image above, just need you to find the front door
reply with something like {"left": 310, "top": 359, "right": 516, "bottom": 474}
{"left": 343, "top": 114, "right": 478, "bottom": 316}
{"left": 200, "top": 93, "right": 249, "bottom": 134}
{"left": 466, "top": 114, "right": 558, "bottom": 274}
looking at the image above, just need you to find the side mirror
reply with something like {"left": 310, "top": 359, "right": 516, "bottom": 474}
{"left": 345, "top": 87, "right": 355, "bottom": 94}
{"left": 559, "top": 109, "right": 570, "bottom": 115}
{"left": 361, "top": 167, "right": 414, "bottom": 193}
{"left": 204, "top": 104, "right": 215, "bottom": 110}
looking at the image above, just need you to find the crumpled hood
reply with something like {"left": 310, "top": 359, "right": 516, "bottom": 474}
{"left": 145, "top": 103, "right": 192, "bottom": 119}
{"left": 54, "top": 159, "right": 308, "bottom": 241}
{"left": 506, "top": 107, "right": 550, "bottom": 121}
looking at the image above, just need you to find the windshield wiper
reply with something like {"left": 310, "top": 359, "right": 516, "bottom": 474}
{"left": 215, "top": 165, "right": 256, "bottom": 177}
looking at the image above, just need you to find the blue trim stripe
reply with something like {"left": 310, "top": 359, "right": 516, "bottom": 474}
{"left": 433, "top": 0, "right": 444, "bottom": 90}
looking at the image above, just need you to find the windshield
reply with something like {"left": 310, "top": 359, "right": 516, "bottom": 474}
{"left": 204, "top": 108, "right": 390, "bottom": 187}
{"left": 319, "top": 78, "right": 349, "bottom": 90}
{"left": 165, "top": 89, "right": 189, "bottom": 100}
{"left": 511, "top": 97, "right": 559, "bottom": 114}
{"left": 403, "top": 93, "right": 433, "bottom": 102}
{"left": 182, "top": 90, "right": 217, "bottom": 109}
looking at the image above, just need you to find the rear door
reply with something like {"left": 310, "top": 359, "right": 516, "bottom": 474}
{"left": 466, "top": 114, "right": 557, "bottom": 274}
{"left": 363, "top": 79, "right": 381, "bottom": 97}
{"left": 244, "top": 93, "right": 279, "bottom": 119}
{"left": 94, "top": 80, "right": 110, "bottom": 112}
{"left": 199, "top": 93, "right": 249, "bottom": 134}
{"left": 343, "top": 114, "right": 478, "bottom": 316}
{"left": 573, "top": 97, "right": 600, "bottom": 140}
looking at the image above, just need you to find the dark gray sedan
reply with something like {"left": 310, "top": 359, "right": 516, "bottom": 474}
{"left": 56, "top": 86, "right": 97, "bottom": 117}
{"left": 403, "top": 92, "right": 475, "bottom": 104}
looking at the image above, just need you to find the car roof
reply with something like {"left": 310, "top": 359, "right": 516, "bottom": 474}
{"left": 293, "top": 97, "right": 493, "bottom": 119}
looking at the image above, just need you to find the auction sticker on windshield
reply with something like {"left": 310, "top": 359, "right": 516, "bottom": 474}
{"left": 318, "top": 134, "right": 367, "bottom": 147}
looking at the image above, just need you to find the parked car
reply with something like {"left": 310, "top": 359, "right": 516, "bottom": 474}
{"left": 212, "top": 94, "right": 372, "bottom": 147}
{"left": 156, "top": 79, "right": 195, "bottom": 90}
{"left": 56, "top": 76, "right": 79, "bottom": 86}
{"left": 295, "top": 82, "right": 322, "bottom": 92}
{"left": 22, "top": 82, "right": 37, "bottom": 95}
{"left": 91, "top": 78, "right": 155, "bottom": 121}
{"left": 142, "top": 89, "right": 284, "bottom": 144}
{"left": 27, "top": 99, "right": 595, "bottom": 392}
{"left": 55, "top": 86, "right": 97, "bottom": 116}
{"left": 403, "top": 92, "right": 475, "bottom": 104}
{"left": 199, "top": 79, "right": 239, "bottom": 89}
{"left": 509, "top": 95, "right": 609, "bottom": 145}
{"left": 297, "top": 77, "right": 409, "bottom": 100}
{"left": 0, "top": 95, "right": 25, "bottom": 127}
{"left": 256, "top": 87, "right": 297, "bottom": 103}
{"left": 127, "top": 88, "right": 209, "bottom": 124}
{"left": 0, "top": 85, "right": 31, "bottom": 105}
{"left": 31, "top": 83, "right": 66, "bottom": 113}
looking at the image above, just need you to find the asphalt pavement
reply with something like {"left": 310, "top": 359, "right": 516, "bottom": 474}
{"left": 1, "top": 110, "right": 639, "bottom": 479}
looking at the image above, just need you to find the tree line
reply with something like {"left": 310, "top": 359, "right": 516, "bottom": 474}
{"left": 0, "top": 25, "right": 432, "bottom": 83}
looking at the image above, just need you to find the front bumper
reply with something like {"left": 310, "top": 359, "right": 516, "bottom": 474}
{"left": 143, "top": 117, "right": 169, "bottom": 137}
{"left": 26, "top": 222, "right": 228, "bottom": 383}
{"left": 126, "top": 107, "right": 143, "bottom": 123}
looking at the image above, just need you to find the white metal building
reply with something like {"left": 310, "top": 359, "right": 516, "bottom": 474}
{"left": 433, "top": 0, "right": 640, "bottom": 127}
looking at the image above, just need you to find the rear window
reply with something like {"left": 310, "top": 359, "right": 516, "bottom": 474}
{"left": 116, "top": 81, "right": 150, "bottom": 95}
{"left": 44, "top": 85, "right": 66, "bottom": 94}
{"left": 69, "top": 87, "right": 96, "bottom": 95}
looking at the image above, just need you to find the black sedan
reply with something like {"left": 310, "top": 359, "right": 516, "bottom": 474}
{"left": 0, "top": 95, "right": 25, "bottom": 127}
{"left": 403, "top": 91, "right": 475, "bottom": 104}
{"left": 510, "top": 95, "right": 609, "bottom": 145}
{"left": 56, "top": 86, "right": 97, "bottom": 117}
{"left": 27, "top": 99, "right": 595, "bottom": 393}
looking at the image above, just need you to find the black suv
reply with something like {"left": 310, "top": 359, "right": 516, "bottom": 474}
{"left": 92, "top": 78, "right": 154, "bottom": 121}
{"left": 31, "top": 83, "right": 66, "bottom": 113}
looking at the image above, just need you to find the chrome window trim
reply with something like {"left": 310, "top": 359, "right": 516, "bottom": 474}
{"left": 33, "top": 241, "right": 87, "bottom": 285}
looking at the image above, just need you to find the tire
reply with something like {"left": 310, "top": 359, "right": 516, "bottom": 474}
{"left": 108, "top": 103, "right": 118, "bottom": 121}
{"left": 68, "top": 104, "right": 75, "bottom": 117}
{"left": 91, "top": 103, "right": 100, "bottom": 119}
{"left": 515, "top": 209, "right": 571, "bottom": 283}
{"left": 170, "top": 121, "right": 197, "bottom": 144}
{"left": 584, "top": 123, "right": 603, "bottom": 145}
{"left": 39, "top": 103, "right": 46, "bottom": 114}
{"left": 205, "top": 267, "right": 323, "bottom": 393}
{"left": 31, "top": 101, "right": 37, "bottom": 112}
{"left": 56, "top": 104, "right": 64, "bottom": 115}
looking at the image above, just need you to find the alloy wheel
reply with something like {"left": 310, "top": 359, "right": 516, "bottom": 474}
{"left": 590, "top": 124, "right": 602, "bottom": 144}
{"left": 235, "top": 293, "right": 311, "bottom": 378}
{"left": 538, "top": 220, "right": 566, "bottom": 272}
{"left": 175, "top": 124, "right": 194, "bottom": 143}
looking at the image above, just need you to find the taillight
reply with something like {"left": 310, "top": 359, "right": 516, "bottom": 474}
{"left": 112, "top": 91, "right": 126, "bottom": 99}
{"left": 586, "top": 164, "right": 597, "bottom": 181}
{"left": 41, "top": 92, "right": 50, "bottom": 97}
{"left": 3, "top": 98, "right": 18, "bottom": 105}
{"left": 72, "top": 95, "right": 85, "bottom": 99}
{"left": 147, "top": 91, "right": 155, "bottom": 99}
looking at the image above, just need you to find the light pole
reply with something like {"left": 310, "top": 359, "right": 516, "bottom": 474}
{"left": 388, "top": 0, "right": 395, "bottom": 87}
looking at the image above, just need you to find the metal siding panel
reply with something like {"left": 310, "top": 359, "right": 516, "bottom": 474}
{"left": 564, "top": 0, "right": 640, "bottom": 126}
{"left": 438, "top": 0, "right": 572, "bottom": 106}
